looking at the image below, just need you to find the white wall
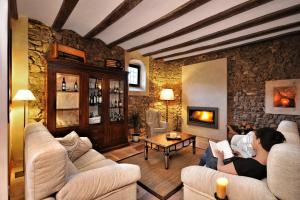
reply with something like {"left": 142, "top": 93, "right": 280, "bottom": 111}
{"left": 182, "top": 58, "right": 227, "bottom": 142}
{"left": 0, "top": 0, "right": 9, "bottom": 199}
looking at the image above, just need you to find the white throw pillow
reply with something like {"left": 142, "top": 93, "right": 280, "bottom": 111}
{"left": 58, "top": 131, "right": 90, "bottom": 162}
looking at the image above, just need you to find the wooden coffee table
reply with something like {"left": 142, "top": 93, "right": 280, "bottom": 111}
{"left": 144, "top": 132, "right": 196, "bottom": 169}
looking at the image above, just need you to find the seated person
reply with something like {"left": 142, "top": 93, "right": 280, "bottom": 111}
{"left": 199, "top": 131, "right": 255, "bottom": 166}
{"left": 199, "top": 127, "right": 285, "bottom": 180}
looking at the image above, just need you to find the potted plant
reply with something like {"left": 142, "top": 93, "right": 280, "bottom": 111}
{"left": 129, "top": 112, "right": 141, "bottom": 142}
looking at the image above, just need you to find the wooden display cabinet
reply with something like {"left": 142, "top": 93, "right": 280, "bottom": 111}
{"left": 47, "top": 59, "right": 128, "bottom": 152}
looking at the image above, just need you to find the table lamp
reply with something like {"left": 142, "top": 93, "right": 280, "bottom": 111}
{"left": 13, "top": 89, "right": 36, "bottom": 127}
{"left": 160, "top": 89, "right": 174, "bottom": 122}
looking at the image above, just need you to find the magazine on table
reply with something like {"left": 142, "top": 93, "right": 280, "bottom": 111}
{"left": 209, "top": 140, "right": 234, "bottom": 159}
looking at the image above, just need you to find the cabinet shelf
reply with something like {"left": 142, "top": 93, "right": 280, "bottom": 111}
{"left": 57, "top": 90, "right": 79, "bottom": 93}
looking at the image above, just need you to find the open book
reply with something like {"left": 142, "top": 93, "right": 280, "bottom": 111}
{"left": 209, "top": 140, "right": 234, "bottom": 159}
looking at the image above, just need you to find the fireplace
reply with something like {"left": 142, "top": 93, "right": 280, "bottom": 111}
{"left": 187, "top": 106, "right": 218, "bottom": 129}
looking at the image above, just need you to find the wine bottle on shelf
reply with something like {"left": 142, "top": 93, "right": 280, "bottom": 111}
{"left": 74, "top": 80, "right": 78, "bottom": 91}
{"left": 62, "top": 77, "right": 66, "bottom": 91}
{"left": 89, "top": 93, "right": 93, "bottom": 105}
{"left": 96, "top": 92, "right": 100, "bottom": 104}
{"left": 98, "top": 92, "right": 102, "bottom": 104}
{"left": 93, "top": 92, "right": 97, "bottom": 104}
{"left": 114, "top": 99, "right": 118, "bottom": 108}
{"left": 118, "top": 100, "right": 122, "bottom": 107}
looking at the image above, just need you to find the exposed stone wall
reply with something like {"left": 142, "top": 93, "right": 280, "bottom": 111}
{"left": 166, "top": 34, "right": 300, "bottom": 130}
{"left": 28, "top": 19, "right": 124, "bottom": 123}
{"left": 128, "top": 58, "right": 182, "bottom": 131}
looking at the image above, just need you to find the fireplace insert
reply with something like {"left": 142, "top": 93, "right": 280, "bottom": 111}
{"left": 187, "top": 106, "right": 218, "bottom": 129}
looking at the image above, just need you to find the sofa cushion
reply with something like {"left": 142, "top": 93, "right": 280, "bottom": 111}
{"left": 66, "top": 157, "right": 79, "bottom": 179}
{"left": 73, "top": 149, "right": 106, "bottom": 170}
{"left": 79, "top": 159, "right": 117, "bottom": 172}
{"left": 267, "top": 143, "right": 300, "bottom": 200}
{"left": 58, "top": 131, "right": 91, "bottom": 161}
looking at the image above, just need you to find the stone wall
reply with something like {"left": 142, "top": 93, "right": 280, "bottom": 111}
{"left": 28, "top": 18, "right": 300, "bottom": 131}
{"left": 128, "top": 58, "right": 182, "bottom": 131}
{"left": 28, "top": 19, "right": 124, "bottom": 123}
{"left": 166, "top": 34, "right": 300, "bottom": 130}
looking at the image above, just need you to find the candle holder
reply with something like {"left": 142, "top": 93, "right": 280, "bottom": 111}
{"left": 214, "top": 193, "right": 228, "bottom": 200}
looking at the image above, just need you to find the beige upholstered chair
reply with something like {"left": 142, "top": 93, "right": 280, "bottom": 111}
{"left": 146, "top": 109, "right": 168, "bottom": 137}
{"left": 181, "top": 120, "right": 300, "bottom": 200}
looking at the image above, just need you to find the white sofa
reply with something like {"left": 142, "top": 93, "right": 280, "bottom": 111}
{"left": 25, "top": 122, "right": 141, "bottom": 200}
{"left": 181, "top": 120, "right": 300, "bottom": 200}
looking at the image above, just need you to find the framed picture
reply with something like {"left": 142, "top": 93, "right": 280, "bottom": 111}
{"left": 265, "top": 79, "right": 300, "bottom": 115}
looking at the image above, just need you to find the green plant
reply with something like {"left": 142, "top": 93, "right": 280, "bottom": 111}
{"left": 129, "top": 112, "right": 141, "bottom": 133}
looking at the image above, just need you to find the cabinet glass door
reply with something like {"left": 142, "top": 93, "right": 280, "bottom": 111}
{"left": 56, "top": 73, "right": 80, "bottom": 128}
{"left": 88, "top": 78, "right": 102, "bottom": 124}
{"left": 109, "top": 79, "right": 124, "bottom": 122}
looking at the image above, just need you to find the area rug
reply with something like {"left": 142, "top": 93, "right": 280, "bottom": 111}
{"left": 103, "top": 141, "right": 144, "bottom": 161}
{"left": 119, "top": 146, "right": 203, "bottom": 200}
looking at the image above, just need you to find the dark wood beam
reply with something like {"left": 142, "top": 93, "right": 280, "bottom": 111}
{"left": 10, "top": 0, "right": 18, "bottom": 19}
{"left": 144, "top": 3, "right": 300, "bottom": 56}
{"left": 107, "top": 0, "right": 211, "bottom": 47}
{"left": 165, "top": 30, "right": 300, "bottom": 62}
{"left": 155, "top": 22, "right": 300, "bottom": 60}
{"left": 128, "top": 0, "right": 271, "bottom": 52}
{"left": 52, "top": 0, "right": 79, "bottom": 31}
{"left": 85, "top": 0, "right": 143, "bottom": 38}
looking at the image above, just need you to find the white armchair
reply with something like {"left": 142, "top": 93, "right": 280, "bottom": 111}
{"left": 181, "top": 121, "right": 300, "bottom": 200}
{"left": 146, "top": 109, "right": 168, "bottom": 137}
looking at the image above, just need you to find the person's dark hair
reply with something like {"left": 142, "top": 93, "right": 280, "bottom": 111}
{"left": 255, "top": 127, "right": 286, "bottom": 152}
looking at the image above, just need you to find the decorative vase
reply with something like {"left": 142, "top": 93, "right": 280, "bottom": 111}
{"left": 132, "top": 133, "right": 140, "bottom": 142}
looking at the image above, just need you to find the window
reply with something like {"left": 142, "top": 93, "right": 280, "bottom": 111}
{"left": 128, "top": 64, "right": 140, "bottom": 87}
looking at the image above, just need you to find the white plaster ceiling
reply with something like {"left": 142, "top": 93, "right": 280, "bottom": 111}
{"left": 95, "top": 0, "right": 191, "bottom": 44}
{"left": 139, "top": 0, "right": 300, "bottom": 54}
{"left": 164, "top": 26, "right": 300, "bottom": 61}
{"left": 17, "top": 0, "right": 63, "bottom": 25}
{"left": 63, "top": 0, "right": 124, "bottom": 36}
{"left": 120, "top": 0, "right": 247, "bottom": 49}
{"left": 152, "top": 13, "right": 300, "bottom": 59}
{"left": 17, "top": 0, "right": 300, "bottom": 61}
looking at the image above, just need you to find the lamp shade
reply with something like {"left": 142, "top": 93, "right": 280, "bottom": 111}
{"left": 13, "top": 89, "right": 36, "bottom": 101}
{"left": 160, "top": 89, "right": 174, "bottom": 100}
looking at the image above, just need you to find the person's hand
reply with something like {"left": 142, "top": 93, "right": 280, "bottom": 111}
{"left": 215, "top": 150, "right": 224, "bottom": 160}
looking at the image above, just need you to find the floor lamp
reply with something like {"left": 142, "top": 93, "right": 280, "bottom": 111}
{"left": 13, "top": 89, "right": 36, "bottom": 127}
{"left": 160, "top": 89, "right": 174, "bottom": 122}
{"left": 13, "top": 89, "right": 36, "bottom": 174}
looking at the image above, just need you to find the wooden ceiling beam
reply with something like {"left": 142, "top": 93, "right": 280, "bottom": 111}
{"left": 107, "top": 0, "right": 211, "bottom": 47}
{"left": 155, "top": 22, "right": 300, "bottom": 60}
{"left": 85, "top": 0, "right": 143, "bottom": 39}
{"left": 165, "top": 30, "right": 300, "bottom": 62}
{"left": 52, "top": 0, "right": 79, "bottom": 31}
{"left": 144, "top": 4, "right": 300, "bottom": 56}
{"left": 128, "top": 0, "right": 271, "bottom": 52}
{"left": 10, "top": 0, "right": 18, "bottom": 19}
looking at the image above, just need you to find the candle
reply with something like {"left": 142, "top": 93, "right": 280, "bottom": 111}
{"left": 216, "top": 177, "right": 228, "bottom": 199}
{"left": 170, "top": 131, "right": 177, "bottom": 138}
